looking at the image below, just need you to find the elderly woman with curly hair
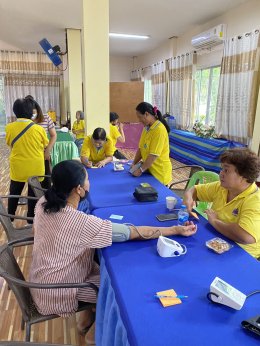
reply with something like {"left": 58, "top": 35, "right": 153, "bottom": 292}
{"left": 184, "top": 148, "right": 260, "bottom": 259}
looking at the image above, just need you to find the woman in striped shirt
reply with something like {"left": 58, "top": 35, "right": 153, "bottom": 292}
{"left": 30, "top": 160, "right": 197, "bottom": 337}
{"left": 25, "top": 95, "right": 57, "bottom": 188}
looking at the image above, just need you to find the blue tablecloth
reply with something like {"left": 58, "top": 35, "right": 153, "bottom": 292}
{"left": 79, "top": 163, "right": 178, "bottom": 211}
{"left": 93, "top": 203, "right": 260, "bottom": 346}
{"left": 169, "top": 129, "right": 245, "bottom": 172}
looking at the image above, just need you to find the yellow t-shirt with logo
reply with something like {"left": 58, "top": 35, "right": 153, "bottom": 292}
{"left": 139, "top": 120, "right": 172, "bottom": 185}
{"left": 196, "top": 181, "right": 260, "bottom": 258}
{"left": 72, "top": 120, "right": 85, "bottom": 140}
{"left": 80, "top": 135, "right": 114, "bottom": 163}
{"left": 5, "top": 119, "right": 49, "bottom": 182}
{"left": 110, "top": 123, "right": 121, "bottom": 152}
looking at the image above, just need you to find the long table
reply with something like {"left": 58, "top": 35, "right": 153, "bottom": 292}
{"left": 169, "top": 129, "right": 244, "bottom": 172}
{"left": 80, "top": 162, "right": 178, "bottom": 211}
{"left": 93, "top": 203, "right": 260, "bottom": 346}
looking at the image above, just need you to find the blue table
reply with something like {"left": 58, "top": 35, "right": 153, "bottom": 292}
{"left": 93, "top": 203, "right": 260, "bottom": 346}
{"left": 169, "top": 129, "right": 244, "bottom": 172}
{"left": 80, "top": 163, "right": 178, "bottom": 211}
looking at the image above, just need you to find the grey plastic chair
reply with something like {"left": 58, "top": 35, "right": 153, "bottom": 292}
{"left": 0, "top": 239, "right": 98, "bottom": 342}
{"left": 0, "top": 195, "right": 36, "bottom": 248}
{"left": 169, "top": 165, "right": 205, "bottom": 197}
{"left": 28, "top": 176, "right": 50, "bottom": 199}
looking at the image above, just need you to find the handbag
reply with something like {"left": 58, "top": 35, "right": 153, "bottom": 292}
{"left": 133, "top": 183, "right": 158, "bottom": 202}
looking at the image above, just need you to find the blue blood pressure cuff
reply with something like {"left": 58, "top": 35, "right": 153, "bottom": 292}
{"left": 112, "top": 223, "right": 131, "bottom": 242}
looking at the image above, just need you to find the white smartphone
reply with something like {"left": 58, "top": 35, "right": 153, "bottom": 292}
{"left": 156, "top": 213, "right": 178, "bottom": 222}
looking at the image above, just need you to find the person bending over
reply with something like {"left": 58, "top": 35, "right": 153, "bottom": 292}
{"left": 80, "top": 127, "right": 113, "bottom": 168}
{"left": 30, "top": 160, "right": 197, "bottom": 340}
{"left": 184, "top": 148, "right": 260, "bottom": 259}
{"left": 110, "top": 112, "right": 127, "bottom": 159}
{"left": 131, "top": 102, "right": 172, "bottom": 185}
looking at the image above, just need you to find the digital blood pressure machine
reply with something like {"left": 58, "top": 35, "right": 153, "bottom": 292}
{"left": 207, "top": 277, "right": 246, "bottom": 310}
{"left": 157, "top": 236, "right": 187, "bottom": 258}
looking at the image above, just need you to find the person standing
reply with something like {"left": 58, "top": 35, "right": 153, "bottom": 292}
{"left": 131, "top": 102, "right": 172, "bottom": 185}
{"left": 5, "top": 98, "right": 49, "bottom": 221}
{"left": 25, "top": 95, "right": 57, "bottom": 188}
{"left": 109, "top": 112, "right": 126, "bottom": 159}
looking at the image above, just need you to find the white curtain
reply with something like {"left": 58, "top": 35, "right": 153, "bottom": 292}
{"left": 168, "top": 52, "right": 196, "bottom": 130}
{"left": 143, "top": 66, "right": 152, "bottom": 104}
{"left": 151, "top": 61, "right": 167, "bottom": 114}
{"left": 215, "top": 30, "right": 260, "bottom": 144}
{"left": 0, "top": 51, "right": 62, "bottom": 123}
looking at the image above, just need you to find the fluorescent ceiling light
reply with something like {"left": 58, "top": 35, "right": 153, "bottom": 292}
{"left": 109, "top": 33, "right": 149, "bottom": 39}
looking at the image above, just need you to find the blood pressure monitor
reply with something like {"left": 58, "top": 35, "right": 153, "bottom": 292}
{"left": 208, "top": 277, "right": 246, "bottom": 310}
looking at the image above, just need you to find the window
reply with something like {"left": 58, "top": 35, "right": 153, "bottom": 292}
{"left": 194, "top": 66, "right": 220, "bottom": 124}
{"left": 0, "top": 75, "right": 6, "bottom": 133}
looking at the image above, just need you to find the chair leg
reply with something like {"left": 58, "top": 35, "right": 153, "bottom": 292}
{"left": 25, "top": 323, "right": 31, "bottom": 342}
{"left": 21, "top": 317, "right": 25, "bottom": 330}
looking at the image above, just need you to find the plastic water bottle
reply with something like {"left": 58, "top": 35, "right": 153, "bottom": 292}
{"left": 168, "top": 115, "right": 176, "bottom": 131}
{"left": 178, "top": 205, "right": 189, "bottom": 225}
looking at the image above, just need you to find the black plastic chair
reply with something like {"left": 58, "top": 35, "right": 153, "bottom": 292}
{"left": 0, "top": 195, "right": 36, "bottom": 248}
{"left": 169, "top": 165, "right": 205, "bottom": 197}
{"left": 28, "top": 176, "right": 50, "bottom": 199}
{"left": 0, "top": 239, "right": 98, "bottom": 342}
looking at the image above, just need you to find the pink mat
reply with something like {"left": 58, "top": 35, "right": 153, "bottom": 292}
{"left": 116, "top": 122, "right": 143, "bottom": 150}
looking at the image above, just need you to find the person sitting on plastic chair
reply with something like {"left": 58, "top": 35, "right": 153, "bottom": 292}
{"left": 72, "top": 111, "right": 85, "bottom": 155}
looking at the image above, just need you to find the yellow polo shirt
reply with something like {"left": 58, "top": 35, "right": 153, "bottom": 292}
{"left": 81, "top": 135, "right": 114, "bottom": 163}
{"left": 5, "top": 119, "right": 49, "bottom": 182}
{"left": 110, "top": 123, "right": 121, "bottom": 152}
{"left": 196, "top": 181, "right": 260, "bottom": 258}
{"left": 139, "top": 120, "right": 172, "bottom": 185}
{"left": 72, "top": 120, "right": 85, "bottom": 139}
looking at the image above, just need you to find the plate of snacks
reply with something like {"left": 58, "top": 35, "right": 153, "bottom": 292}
{"left": 206, "top": 237, "right": 233, "bottom": 254}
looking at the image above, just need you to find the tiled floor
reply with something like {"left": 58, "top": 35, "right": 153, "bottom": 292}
{"left": 0, "top": 138, "right": 189, "bottom": 344}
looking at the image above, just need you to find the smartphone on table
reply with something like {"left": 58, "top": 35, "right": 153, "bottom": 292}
{"left": 156, "top": 213, "right": 178, "bottom": 222}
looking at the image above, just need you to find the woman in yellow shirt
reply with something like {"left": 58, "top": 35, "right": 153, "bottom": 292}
{"left": 72, "top": 111, "right": 85, "bottom": 153}
{"left": 5, "top": 98, "right": 49, "bottom": 221}
{"left": 80, "top": 128, "right": 113, "bottom": 168}
{"left": 131, "top": 102, "right": 172, "bottom": 185}
{"left": 110, "top": 112, "right": 126, "bottom": 159}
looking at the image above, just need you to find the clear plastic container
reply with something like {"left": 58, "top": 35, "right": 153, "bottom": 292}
{"left": 206, "top": 237, "right": 233, "bottom": 254}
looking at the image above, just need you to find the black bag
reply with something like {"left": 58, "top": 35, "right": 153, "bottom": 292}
{"left": 133, "top": 183, "right": 158, "bottom": 202}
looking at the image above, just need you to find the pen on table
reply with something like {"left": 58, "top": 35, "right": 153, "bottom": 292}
{"left": 154, "top": 295, "right": 188, "bottom": 299}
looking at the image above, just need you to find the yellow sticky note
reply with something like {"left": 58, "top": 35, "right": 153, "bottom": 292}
{"left": 156, "top": 289, "right": 182, "bottom": 307}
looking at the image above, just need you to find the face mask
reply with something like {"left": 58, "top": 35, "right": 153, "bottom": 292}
{"left": 31, "top": 114, "right": 37, "bottom": 120}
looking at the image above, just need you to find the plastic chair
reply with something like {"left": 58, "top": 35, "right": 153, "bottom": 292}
{"left": 28, "top": 176, "right": 50, "bottom": 199}
{"left": 0, "top": 239, "right": 98, "bottom": 342}
{"left": 187, "top": 170, "right": 219, "bottom": 217}
{"left": 169, "top": 165, "right": 205, "bottom": 198}
{"left": 0, "top": 195, "right": 36, "bottom": 248}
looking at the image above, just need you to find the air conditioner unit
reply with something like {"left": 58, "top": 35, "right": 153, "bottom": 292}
{"left": 191, "top": 24, "right": 226, "bottom": 49}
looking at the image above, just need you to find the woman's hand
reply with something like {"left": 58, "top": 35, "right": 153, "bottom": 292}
{"left": 44, "top": 148, "right": 51, "bottom": 160}
{"left": 204, "top": 209, "right": 218, "bottom": 225}
{"left": 175, "top": 221, "right": 197, "bottom": 237}
{"left": 95, "top": 160, "right": 106, "bottom": 168}
{"left": 86, "top": 161, "right": 93, "bottom": 168}
{"left": 132, "top": 168, "right": 142, "bottom": 177}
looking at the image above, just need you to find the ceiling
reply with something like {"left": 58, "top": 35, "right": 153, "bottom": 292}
{"left": 0, "top": 0, "right": 249, "bottom": 57}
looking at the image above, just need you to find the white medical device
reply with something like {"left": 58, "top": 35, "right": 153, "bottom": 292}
{"left": 208, "top": 277, "right": 246, "bottom": 310}
{"left": 157, "top": 236, "right": 187, "bottom": 258}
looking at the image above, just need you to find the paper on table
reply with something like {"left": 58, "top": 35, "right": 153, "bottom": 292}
{"left": 109, "top": 214, "right": 124, "bottom": 220}
{"left": 156, "top": 288, "right": 182, "bottom": 307}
